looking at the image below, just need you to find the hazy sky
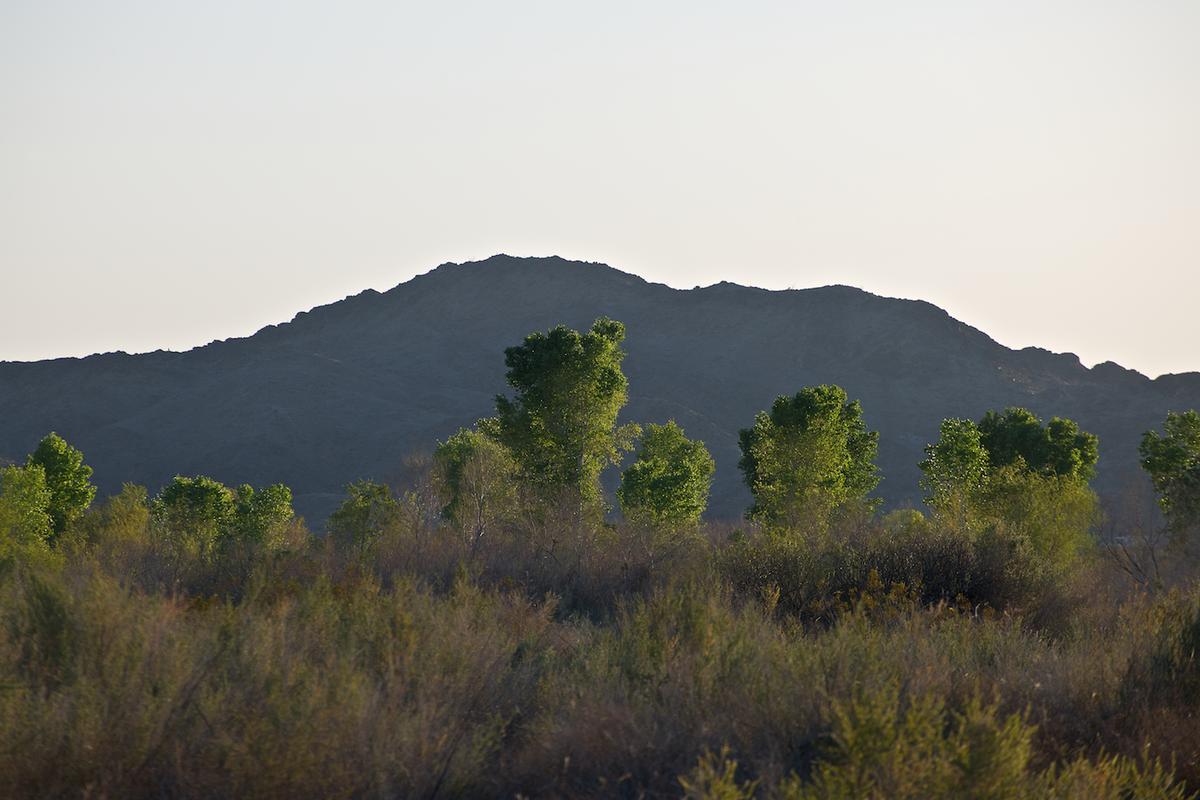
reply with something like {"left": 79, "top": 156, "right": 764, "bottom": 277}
{"left": 2, "top": 1, "right": 1197, "bottom": 376}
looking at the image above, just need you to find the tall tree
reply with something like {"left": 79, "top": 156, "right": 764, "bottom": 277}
{"left": 738, "top": 385, "right": 879, "bottom": 529}
{"left": 27, "top": 432, "right": 96, "bottom": 539}
{"left": 1140, "top": 410, "right": 1200, "bottom": 548}
{"left": 618, "top": 421, "right": 715, "bottom": 529}
{"left": 494, "top": 317, "right": 637, "bottom": 512}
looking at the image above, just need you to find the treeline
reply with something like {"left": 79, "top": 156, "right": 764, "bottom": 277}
{"left": 0, "top": 318, "right": 1198, "bottom": 798}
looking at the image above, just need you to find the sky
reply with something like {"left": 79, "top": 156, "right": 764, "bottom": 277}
{"left": 2, "top": 1, "right": 1197, "bottom": 376}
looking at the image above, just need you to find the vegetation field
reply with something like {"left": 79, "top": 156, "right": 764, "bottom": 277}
{"left": 2, "top": 318, "right": 1197, "bottom": 798}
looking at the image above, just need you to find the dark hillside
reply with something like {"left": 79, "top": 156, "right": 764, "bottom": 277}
{"left": 1, "top": 254, "right": 1195, "bottom": 523}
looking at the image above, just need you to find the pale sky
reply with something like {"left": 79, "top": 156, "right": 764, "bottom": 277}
{"left": 2, "top": 1, "right": 1197, "bottom": 376}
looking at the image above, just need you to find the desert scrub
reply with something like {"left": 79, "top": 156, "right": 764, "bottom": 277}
{"left": 772, "top": 684, "right": 1190, "bottom": 800}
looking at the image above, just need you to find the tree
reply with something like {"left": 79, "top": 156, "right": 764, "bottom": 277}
{"left": 921, "top": 409, "right": 1100, "bottom": 569}
{"left": 27, "top": 432, "right": 96, "bottom": 539}
{"left": 434, "top": 425, "right": 519, "bottom": 552}
{"left": 151, "top": 476, "right": 236, "bottom": 560}
{"left": 494, "top": 317, "right": 638, "bottom": 513}
{"left": 151, "top": 476, "right": 294, "bottom": 560}
{"left": 230, "top": 483, "right": 295, "bottom": 549}
{"left": 1140, "top": 410, "right": 1200, "bottom": 548}
{"left": 977, "top": 408, "right": 1098, "bottom": 481}
{"left": 618, "top": 421, "right": 715, "bottom": 529}
{"left": 738, "top": 385, "right": 879, "bottom": 529}
{"left": 921, "top": 419, "right": 988, "bottom": 501}
{"left": 328, "top": 480, "right": 401, "bottom": 554}
{"left": 972, "top": 464, "right": 1100, "bottom": 570}
{"left": 0, "top": 464, "right": 53, "bottom": 557}
{"left": 919, "top": 418, "right": 989, "bottom": 520}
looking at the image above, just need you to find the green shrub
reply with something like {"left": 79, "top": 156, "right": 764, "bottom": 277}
{"left": 779, "top": 685, "right": 1190, "bottom": 800}
{"left": 678, "top": 746, "right": 758, "bottom": 799}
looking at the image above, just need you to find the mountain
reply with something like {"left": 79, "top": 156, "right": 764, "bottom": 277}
{"left": 2, "top": 255, "right": 1197, "bottom": 524}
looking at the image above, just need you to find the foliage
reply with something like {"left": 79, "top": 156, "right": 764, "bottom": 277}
{"left": 327, "top": 479, "right": 401, "bottom": 554}
{"left": 151, "top": 475, "right": 235, "bottom": 562}
{"left": 780, "top": 685, "right": 1189, "bottom": 800}
{"left": 783, "top": 688, "right": 1032, "bottom": 799}
{"left": 1140, "top": 410, "right": 1200, "bottom": 549}
{"left": 1121, "top": 587, "right": 1200, "bottom": 710}
{"left": 0, "top": 465, "right": 53, "bottom": 559}
{"left": 618, "top": 421, "right": 715, "bottom": 528}
{"left": 3, "top": 324, "right": 1198, "bottom": 797}
{"left": 738, "top": 385, "right": 880, "bottom": 529}
{"left": 919, "top": 417, "right": 989, "bottom": 520}
{"left": 151, "top": 476, "right": 294, "bottom": 563}
{"left": 494, "top": 317, "right": 638, "bottom": 514}
{"left": 977, "top": 407, "right": 1099, "bottom": 482}
{"left": 678, "top": 746, "right": 758, "bottom": 799}
{"left": 715, "top": 514, "right": 1053, "bottom": 621}
{"left": 971, "top": 465, "right": 1100, "bottom": 571}
{"left": 0, "top": 527, "right": 1197, "bottom": 797}
{"left": 434, "top": 425, "right": 520, "bottom": 552}
{"left": 26, "top": 432, "right": 96, "bottom": 540}
{"left": 921, "top": 411, "right": 1101, "bottom": 572}
{"left": 230, "top": 482, "right": 295, "bottom": 549}
{"left": 65, "top": 483, "right": 150, "bottom": 549}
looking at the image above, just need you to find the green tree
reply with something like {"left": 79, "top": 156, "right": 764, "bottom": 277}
{"left": 434, "top": 425, "right": 520, "bottom": 552}
{"left": 738, "top": 385, "right": 879, "bottom": 529}
{"left": 26, "top": 432, "right": 96, "bottom": 539}
{"left": 921, "top": 409, "right": 1100, "bottom": 569}
{"left": 494, "top": 317, "right": 638, "bottom": 513}
{"left": 0, "top": 464, "right": 53, "bottom": 558}
{"left": 973, "top": 464, "right": 1101, "bottom": 569}
{"left": 230, "top": 483, "right": 295, "bottom": 549}
{"left": 328, "top": 480, "right": 401, "bottom": 554}
{"left": 151, "top": 476, "right": 236, "bottom": 560}
{"left": 919, "top": 418, "right": 989, "bottom": 521}
{"left": 1140, "top": 410, "right": 1200, "bottom": 548}
{"left": 618, "top": 421, "right": 715, "bottom": 528}
{"left": 977, "top": 408, "right": 1098, "bottom": 481}
{"left": 151, "top": 476, "right": 296, "bottom": 561}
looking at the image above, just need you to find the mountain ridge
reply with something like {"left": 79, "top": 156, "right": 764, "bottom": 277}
{"left": 1, "top": 254, "right": 1196, "bottom": 523}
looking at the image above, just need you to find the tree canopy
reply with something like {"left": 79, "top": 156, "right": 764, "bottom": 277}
{"left": 920, "top": 409, "right": 1101, "bottom": 568}
{"left": 151, "top": 475, "right": 293, "bottom": 560}
{"left": 0, "top": 464, "right": 53, "bottom": 558}
{"left": 618, "top": 421, "right": 715, "bottom": 528}
{"left": 919, "top": 418, "right": 990, "bottom": 506}
{"left": 494, "top": 317, "right": 637, "bottom": 512}
{"left": 1140, "top": 410, "right": 1200, "bottom": 547}
{"left": 328, "top": 480, "right": 401, "bottom": 554}
{"left": 434, "top": 425, "right": 520, "bottom": 551}
{"left": 230, "top": 483, "right": 295, "bottom": 548}
{"left": 738, "top": 385, "right": 879, "bottom": 528}
{"left": 27, "top": 432, "right": 96, "bottom": 538}
{"left": 977, "top": 408, "right": 1098, "bottom": 482}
